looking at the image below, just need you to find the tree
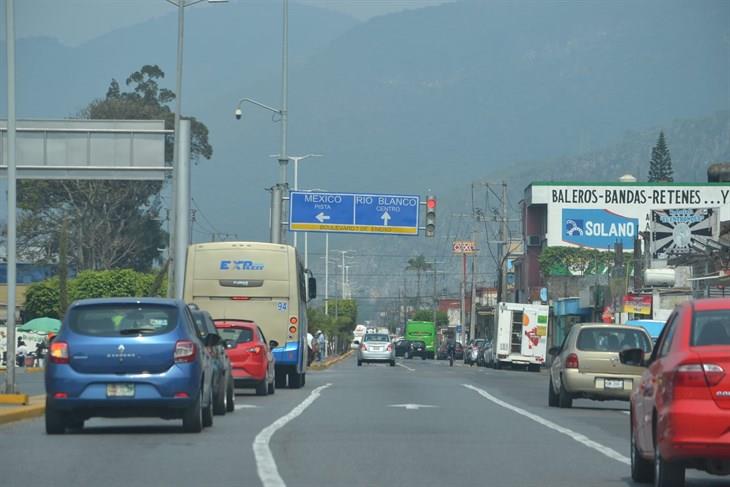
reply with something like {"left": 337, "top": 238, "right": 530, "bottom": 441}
{"left": 648, "top": 131, "right": 674, "bottom": 182}
{"left": 17, "top": 65, "right": 213, "bottom": 272}
{"left": 405, "top": 255, "right": 432, "bottom": 307}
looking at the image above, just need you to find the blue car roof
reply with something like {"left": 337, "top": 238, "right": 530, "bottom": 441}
{"left": 69, "top": 297, "right": 183, "bottom": 308}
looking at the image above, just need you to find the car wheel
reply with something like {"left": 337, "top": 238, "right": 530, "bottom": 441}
{"left": 275, "top": 371, "right": 287, "bottom": 389}
{"left": 226, "top": 376, "right": 235, "bottom": 412}
{"left": 182, "top": 389, "right": 203, "bottom": 433}
{"left": 45, "top": 399, "right": 67, "bottom": 435}
{"left": 213, "top": 377, "right": 227, "bottom": 415}
{"left": 422, "top": 355, "right": 426, "bottom": 360}
{"left": 548, "top": 376, "right": 559, "bottom": 407}
{"left": 494, "top": 360, "right": 501, "bottom": 370}
{"left": 558, "top": 376, "right": 573, "bottom": 408}
{"left": 255, "top": 379, "right": 269, "bottom": 396}
{"left": 202, "top": 386, "right": 214, "bottom": 428}
{"left": 357, "top": 360, "right": 362, "bottom": 367}
{"left": 302, "top": 373, "right": 306, "bottom": 386}
{"left": 390, "top": 360, "right": 396, "bottom": 367}
{"left": 630, "top": 411, "right": 653, "bottom": 482}
{"left": 654, "top": 431, "right": 684, "bottom": 487}
{"left": 268, "top": 376, "right": 275, "bottom": 395}
{"left": 66, "top": 417, "right": 85, "bottom": 431}
{"left": 528, "top": 364, "right": 540, "bottom": 373}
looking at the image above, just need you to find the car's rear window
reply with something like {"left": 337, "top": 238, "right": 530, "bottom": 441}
{"left": 68, "top": 304, "right": 178, "bottom": 337}
{"left": 692, "top": 310, "right": 730, "bottom": 346}
{"left": 364, "top": 334, "right": 389, "bottom": 342}
{"left": 217, "top": 327, "right": 254, "bottom": 344}
{"left": 576, "top": 328, "right": 651, "bottom": 353}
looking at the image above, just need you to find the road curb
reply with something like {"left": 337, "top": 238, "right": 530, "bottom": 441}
{"left": 309, "top": 351, "right": 353, "bottom": 371}
{"left": 0, "top": 395, "right": 45, "bottom": 426}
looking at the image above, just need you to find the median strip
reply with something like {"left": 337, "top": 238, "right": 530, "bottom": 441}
{"left": 0, "top": 394, "right": 45, "bottom": 425}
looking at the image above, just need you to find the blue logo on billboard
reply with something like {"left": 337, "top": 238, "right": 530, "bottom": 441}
{"left": 562, "top": 209, "right": 638, "bottom": 250}
{"left": 219, "top": 260, "right": 265, "bottom": 271}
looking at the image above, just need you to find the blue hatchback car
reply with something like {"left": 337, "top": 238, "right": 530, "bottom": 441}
{"left": 45, "top": 298, "right": 217, "bottom": 434}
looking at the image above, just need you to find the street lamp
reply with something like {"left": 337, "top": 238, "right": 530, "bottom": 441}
{"left": 166, "top": 0, "right": 228, "bottom": 298}
{"left": 234, "top": 0, "right": 290, "bottom": 245}
{"left": 270, "top": 154, "right": 323, "bottom": 249}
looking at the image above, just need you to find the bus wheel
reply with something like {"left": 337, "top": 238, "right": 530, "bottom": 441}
{"left": 288, "top": 370, "right": 303, "bottom": 389}
{"left": 275, "top": 371, "right": 287, "bottom": 389}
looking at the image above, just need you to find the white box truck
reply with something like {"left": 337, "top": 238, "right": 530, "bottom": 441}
{"left": 491, "top": 302, "right": 549, "bottom": 371}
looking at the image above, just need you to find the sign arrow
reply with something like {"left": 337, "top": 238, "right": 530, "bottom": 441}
{"left": 315, "top": 212, "right": 330, "bottom": 223}
{"left": 380, "top": 211, "right": 391, "bottom": 226}
{"left": 388, "top": 404, "right": 437, "bottom": 411}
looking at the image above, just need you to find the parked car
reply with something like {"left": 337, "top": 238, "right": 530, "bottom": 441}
{"left": 214, "top": 319, "right": 277, "bottom": 396}
{"left": 464, "top": 339, "right": 485, "bottom": 366}
{"left": 394, "top": 339, "right": 411, "bottom": 357}
{"left": 190, "top": 308, "right": 234, "bottom": 414}
{"left": 409, "top": 340, "right": 428, "bottom": 360}
{"left": 548, "top": 323, "right": 652, "bottom": 408}
{"left": 477, "top": 339, "right": 493, "bottom": 367}
{"left": 622, "top": 298, "right": 730, "bottom": 486}
{"left": 357, "top": 333, "right": 395, "bottom": 366}
{"left": 45, "top": 298, "right": 217, "bottom": 434}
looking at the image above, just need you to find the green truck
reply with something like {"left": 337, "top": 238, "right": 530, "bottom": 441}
{"left": 405, "top": 320, "right": 436, "bottom": 359}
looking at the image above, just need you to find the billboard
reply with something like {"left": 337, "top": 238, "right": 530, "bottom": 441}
{"left": 563, "top": 209, "right": 639, "bottom": 250}
{"left": 528, "top": 183, "right": 730, "bottom": 250}
{"left": 651, "top": 208, "right": 717, "bottom": 259}
{"left": 623, "top": 293, "right": 652, "bottom": 315}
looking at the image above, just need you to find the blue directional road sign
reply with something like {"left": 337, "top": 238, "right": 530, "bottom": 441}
{"left": 289, "top": 191, "right": 420, "bottom": 235}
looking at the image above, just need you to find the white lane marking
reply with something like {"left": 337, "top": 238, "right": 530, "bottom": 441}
{"left": 463, "top": 384, "right": 630, "bottom": 465}
{"left": 235, "top": 404, "right": 259, "bottom": 410}
{"left": 397, "top": 362, "right": 415, "bottom": 372}
{"left": 388, "top": 403, "right": 438, "bottom": 410}
{"left": 621, "top": 411, "right": 630, "bottom": 415}
{"left": 253, "top": 383, "right": 332, "bottom": 487}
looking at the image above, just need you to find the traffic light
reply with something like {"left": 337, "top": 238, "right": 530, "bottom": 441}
{"left": 425, "top": 196, "right": 436, "bottom": 237}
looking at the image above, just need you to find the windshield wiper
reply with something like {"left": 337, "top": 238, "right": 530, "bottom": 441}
{"left": 119, "top": 328, "right": 157, "bottom": 335}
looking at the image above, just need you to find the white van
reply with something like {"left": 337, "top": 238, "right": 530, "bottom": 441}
{"left": 488, "top": 302, "right": 549, "bottom": 372}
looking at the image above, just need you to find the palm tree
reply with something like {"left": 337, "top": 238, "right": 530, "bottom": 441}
{"left": 405, "top": 255, "right": 432, "bottom": 308}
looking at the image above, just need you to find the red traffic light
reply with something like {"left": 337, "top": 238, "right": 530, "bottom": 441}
{"left": 427, "top": 197, "right": 437, "bottom": 209}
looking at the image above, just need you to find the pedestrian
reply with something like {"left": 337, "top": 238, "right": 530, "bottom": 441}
{"left": 35, "top": 340, "right": 47, "bottom": 367}
{"left": 306, "top": 331, "right": 315, "bottom": 366}
{"left": 317, "top": 331, "right": 326, "bottom": 362}
{"left": 16, "top": 339, "right": 29, "bottom": 367}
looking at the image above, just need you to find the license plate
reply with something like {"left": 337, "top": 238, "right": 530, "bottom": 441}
{"left": 107, "top": 383, "right": 135, "bottom": 397}
{"left": 372, "top": 347, "right": 382, "bottom": 351}
{"left": 604, "top": 379, "right": 624, "bottom": 390}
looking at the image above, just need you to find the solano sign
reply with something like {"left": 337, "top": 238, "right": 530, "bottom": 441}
{"left": 562, "top": 209, "right": 638, "bottom": 250}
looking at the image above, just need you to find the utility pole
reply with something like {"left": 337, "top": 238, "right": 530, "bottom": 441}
{"left": 499, "top": 181, "right": 508, "bottom": 302}
{"left": 470, "top": 242, "right": 478, "bottom": 341}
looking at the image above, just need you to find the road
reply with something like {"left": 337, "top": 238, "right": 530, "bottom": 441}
{"left": 1, "top": 357, "right": 728, "bottom": 487}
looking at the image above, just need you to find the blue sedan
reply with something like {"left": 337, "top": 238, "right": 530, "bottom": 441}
{"left": 45, "top": 298, "right": 217, "bottom": 434}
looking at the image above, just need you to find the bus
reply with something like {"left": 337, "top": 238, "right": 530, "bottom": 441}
{"left": 405, "top": 320, "right": 436, "bottom": 359}
{"left": 183, "top": 241, "right": 316, "bottom": 389}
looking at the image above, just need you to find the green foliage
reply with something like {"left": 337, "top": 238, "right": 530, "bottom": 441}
{"left": 24, "top": 278, "right": 61, "bottom": 320}
{"left": 648, "top": 131, "right": 674, "bottom": 182}
{"left": 538, "top": 246, "right": 632, "bottom": 277}
{"left": 23, "top": 269, "right": 167, "bottom": 320}
{"left": 17, "top": 64, "right": 212, "bottom": 272}
{"left": 411, "top": 309, "right": 449, "bottom": 328}
{"left": 326, "top": 299, "right": 358, "bottom": 325}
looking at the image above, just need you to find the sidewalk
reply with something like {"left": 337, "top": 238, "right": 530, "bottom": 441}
{"left": 0, "top": 394, "right": 45, "bottom": 425}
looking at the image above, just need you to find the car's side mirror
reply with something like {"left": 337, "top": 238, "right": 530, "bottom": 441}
{"left": 224, "top": 339, "right": 235, "bottom": 349}
{"left": 308, "top": 277, "right": 317, "bottom": 301}
{"left": 353, "top": 340, "right": 360, "bottom": 345}
{"left": 269, "top": 340, "right": 279, "bottom": 349}
{"left": 548, "top": 346, "right": 560, "bottom": 356}
{"left": 205, "top": 333, "right": 221, "bottom": 347}
{"left": 619, "top": 348, "right": 645, "bottom": 367}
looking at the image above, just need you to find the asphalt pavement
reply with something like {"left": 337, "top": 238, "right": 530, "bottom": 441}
{"left": 1, "top": 357, "right": 729, "bottom": 487}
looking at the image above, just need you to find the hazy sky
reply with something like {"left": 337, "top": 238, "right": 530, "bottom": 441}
{"left": 12, "top": 0, "right": 455, "bottom": 46}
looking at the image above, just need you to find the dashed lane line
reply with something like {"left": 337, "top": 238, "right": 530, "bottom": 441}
{"left": 397, "top": 363, "right": 415, "bottom": 372}
{"left": 463, "top": 384, "right": 630, "bottom": 465}
{"left": 253, "top": 383, "right": 332, "bottom": 487}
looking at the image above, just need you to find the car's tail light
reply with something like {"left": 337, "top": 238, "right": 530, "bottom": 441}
{"left": 360, "top": 343, "right": 367, "bottom": 351}
{"left": 386, "top": 343, "right": 393, "bottom": 352}
{"left": 53, "top": 392, "right": 68, "bottom": 399}
{"left": 49, "top": 341, "right": 69, "bottom": 364}
{"left": 174, "top": 340, "right": 196, "bottom": 363}
{"left": 565, "top": 353, "right": 579, "bottom": 369}
{"left": 248, "top": 345, "right": 262, "bottom": 354}
{"left": 174, "top": 392, "right": 190, "bottom": 398}
{"left": 675, "top": 363, "right": 725, "bottom": 387}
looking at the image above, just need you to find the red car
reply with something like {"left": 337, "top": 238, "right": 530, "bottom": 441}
{"left": 622, "top": 298, "right": 730, "bottom": 486}
{"left": 214, "top": 320, "right": 277, "bottom": 396}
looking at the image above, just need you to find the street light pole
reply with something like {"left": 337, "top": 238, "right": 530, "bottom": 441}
{"left": 272, "top": 153, "right": 322, "bottom": 251}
